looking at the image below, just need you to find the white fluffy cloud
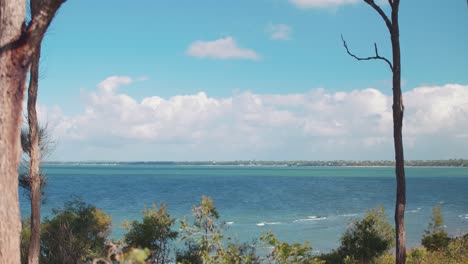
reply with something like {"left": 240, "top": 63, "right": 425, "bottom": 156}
{"left": 268, "top": 24, "right": 292, "bottom": 40}
{"left": 41, "top": 77, "right": 468, "bottom": 161}
{"left": 186, "top": 37, "right": 259, "bottom": 60}
{"left": 289, "top": 0, "right": 359, "bottom": 8}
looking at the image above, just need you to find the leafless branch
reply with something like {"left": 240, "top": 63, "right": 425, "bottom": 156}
{"left": 341, "top": 34, "right": 393, "bottom": 72}
{"left": 364, "top": 0, "right": 392, "bottom": 32}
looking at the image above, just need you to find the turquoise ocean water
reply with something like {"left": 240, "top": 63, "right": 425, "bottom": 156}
{"left": 19, "top": 165, "right": 468, "bottom": 252}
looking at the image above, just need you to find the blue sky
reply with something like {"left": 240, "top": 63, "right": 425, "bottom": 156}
{"left": 34, "top": 0, "right": 468, "bottom": 161}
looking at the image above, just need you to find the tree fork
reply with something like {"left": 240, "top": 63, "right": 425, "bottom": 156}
{"left": 0, "top": 0, "right": 65, "bottom": 262}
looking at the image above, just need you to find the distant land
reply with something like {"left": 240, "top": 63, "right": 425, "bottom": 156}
{"left": 44, "top": 159, "right": 468, "bottom": 167}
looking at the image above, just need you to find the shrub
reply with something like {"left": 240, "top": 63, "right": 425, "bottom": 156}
{"left": 421, "top": 205, "right": 450, "bottom": 252}
{"left": 122, "top": 203, "right": 178, "bottom": 264}
{"left": 41, "top": 199, "right": 112, "bottom": 263}
{"left": 260, "top": 230, "right": 324, "bottom": 264}
{"left": 338, "top": 206, "right": 394, "bottom": 263}
{"left": 179, "top": 195, "right": 260, "bottom": 264}
{"left": 175, "top": 240, "right": 203, "bottom": 264}
{"left": 406, "top": 248, "right": 427, "bottom": 264}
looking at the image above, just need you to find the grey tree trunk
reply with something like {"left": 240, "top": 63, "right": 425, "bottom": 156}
{"left": 0, "top": 1, "right": 28, "bottom": 263}
{"left": 27, "top": 48, "right": 41, "bottom": 264}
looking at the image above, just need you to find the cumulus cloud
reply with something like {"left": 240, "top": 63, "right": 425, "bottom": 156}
{"left": 289, "top": 0, "right": 359, "bottom": 8}
{"left": 268, "top": 24, "right": 292, "bottom": 40}
{"left": 186, "top": 37, "right": 260, "bottom": 60}
{"left": 42, "top": 78, "right": 468, "bottom": 161}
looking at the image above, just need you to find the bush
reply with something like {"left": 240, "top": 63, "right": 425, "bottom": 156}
{"left": 337, "top": 206, "right": 394, "bottom": 263}
{"left": 421, "top": 205, "right": 450, "bottom": 252}
{"left": 179, "top": 195, "right": 260, "bottom": 264}
{"left": 175, "top": 240, "right": 203, "bottom": 264}
{"left": 122, "top": 203, "right": 178, "bottom": 264}
{"left": 260, "top": 230, "right": 324, "bottom": 264}
{"left": 40, "top": 199, "right": 112, "bottom": 263}
{"left": 406, "top": 248, "right": 427, "bottom": 264}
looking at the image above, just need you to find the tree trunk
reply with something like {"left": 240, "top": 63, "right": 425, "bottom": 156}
{"left": 1, "top": 0, "right": 65, "bottom": 262}
{"left": 391, "top": 3, "right": 406, "bottom": 264}
{"left": 0, "top": 1, "right": 28, "bottom": 263}
{"left": 27, "top": 47, "right": 41, "bottom": 264}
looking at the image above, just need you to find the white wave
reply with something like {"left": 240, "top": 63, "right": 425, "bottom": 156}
{"left": 406, "top": 208, "right": 422, "bottom": 214}
{"left": 226, "top": 222, "right": 234, "bottom": 225}
{"left": 458, "top": 214, "right": 468, "bottom": 219}
{"left": 294, "top": 216, "right": 327, "bottom": 223}
{"left": 339, "top": 214, "right": 358, "bottom": 217}
{"left": 256, "top": 221, "right": 281, "bottom": 226}
{"left": 265, "top": 222, "right": 282, "bottom": 225}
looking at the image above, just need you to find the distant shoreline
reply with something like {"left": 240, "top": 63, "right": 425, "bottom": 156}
{"left": 43, "top": 159, "right": 468, "bottom": 167}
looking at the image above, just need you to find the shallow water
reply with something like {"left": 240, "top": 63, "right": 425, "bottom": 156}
{"left": 19, "top": 165, "right": 468, "bottom": 252}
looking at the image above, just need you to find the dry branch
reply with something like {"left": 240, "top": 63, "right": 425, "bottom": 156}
{"left": 341, "top": 35, "right": 393, "bottom": 71}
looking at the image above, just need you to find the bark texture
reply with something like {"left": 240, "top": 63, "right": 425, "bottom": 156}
{"left": 0, "top": 2, "right": 28, "bottom": 263}
{"left": 26, "top": 48, "right": 41, "bottom": 264}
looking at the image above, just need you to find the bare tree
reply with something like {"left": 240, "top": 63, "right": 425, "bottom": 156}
{"left": 0, "top": 0, "right": 65, "bottom": 263}
{"left": 341, "top": 0, "right": 406, "bottom": 263}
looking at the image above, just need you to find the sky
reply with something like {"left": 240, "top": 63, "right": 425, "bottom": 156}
{"left": 33, "top": 0, "right": 468, "bottom": 161}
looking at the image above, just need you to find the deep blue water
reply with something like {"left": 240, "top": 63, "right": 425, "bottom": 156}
{"left": 19, "top": 165, "right": 468, "bottom": 252}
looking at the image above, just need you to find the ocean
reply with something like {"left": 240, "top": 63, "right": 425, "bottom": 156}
{"left": 19, "top": 164, "right": 468, "bottom": 252}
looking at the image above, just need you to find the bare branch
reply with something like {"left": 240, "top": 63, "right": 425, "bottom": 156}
{"left": 341, "top": 34, "right": 393, "bottom": 72}
{"left": 364, "top": 0, "right": 392, "bottom": 32}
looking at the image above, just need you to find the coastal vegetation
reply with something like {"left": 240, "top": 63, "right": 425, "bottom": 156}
{"left": 19, "top": 197, "right": 468, "bottom": 264}
{"left": 122, "top": 203, "right": 178, "bottom": 263}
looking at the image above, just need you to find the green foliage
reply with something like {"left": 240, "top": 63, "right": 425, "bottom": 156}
{"left": 122, "top": 203, "right": 178, "bottom": 263}
{"left": 373, "top": 235, "right": 468, "bottom": 264}
{"left": 20, "top": 219, "right": 31, "bottom": 264}
{"left": 260, "top": 230, "right": 324, "bottom": 264}
{"left": 442, "top": 234, "right": 468, "bottom": 264}
{"left": 318, "top": 249, "right": 343, "bottom": 264}
{"left": 92, "top": 245, "right": 151, "bottom": 264}
{"left": 178, "top": 195, "right": 259, "bottom": 264}
{"left": 41, "top": 199, "right": 112, "bottom": 263}
{"left": 337, "top": 206, "right": 394, "bottom": 263}
{"left": 221, "top": 242, "right": 259, "bottom": 264}
{"left": 179, "top": 195, "right": 224, "bottom": 263}
{"left": 421, "top": 205, "right": 450, "bottom": 252}
{"left": 176, "top": 241, "right": 203, "bottom": 264}
{"left": 406, "top": 248, "right": 427, "bottom": 264}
